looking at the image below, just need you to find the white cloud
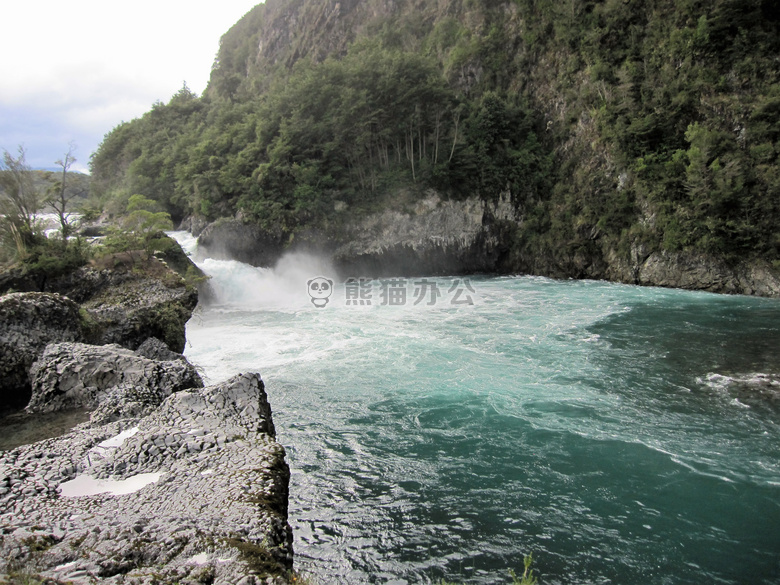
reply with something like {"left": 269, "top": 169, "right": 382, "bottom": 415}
{"left": 0, "top": 1, "right": 262, "bottom": 170}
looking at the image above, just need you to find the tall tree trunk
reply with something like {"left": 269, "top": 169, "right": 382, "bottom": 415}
{"left": 449, "top": 110, "right": 461, "bottom": 163}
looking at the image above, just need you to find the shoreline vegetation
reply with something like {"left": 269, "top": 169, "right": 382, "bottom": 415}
{"left": 85, "top": 0, "right": 779, "bottom": 294}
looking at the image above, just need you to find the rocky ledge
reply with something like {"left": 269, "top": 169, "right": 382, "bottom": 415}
{"left": 189, "top": 191, "right": 780, "bottom": 297}
{"left": 0, "top": 251, "right": 199, "bottom": 413}
{"left": 26, "top": 341, "right": 203, "bottom": 416}
{"left": 0, "top": 371, "right": 293, "bottom": 585}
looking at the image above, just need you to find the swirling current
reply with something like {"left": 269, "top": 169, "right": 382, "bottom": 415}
{"left": 172, "top": 232, "right": 780, "bottom": 585}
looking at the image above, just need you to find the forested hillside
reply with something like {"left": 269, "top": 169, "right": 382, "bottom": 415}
{"left": 90, "top": 0, "right": 780, "bottom": 273}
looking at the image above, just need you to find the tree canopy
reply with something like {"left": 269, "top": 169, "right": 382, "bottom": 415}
{"left": 89, "top": 0, "right": 780, "bottom": 265}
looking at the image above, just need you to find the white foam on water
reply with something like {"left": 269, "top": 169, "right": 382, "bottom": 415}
{"left": 170, "top": 230, "right": 199, "bottom": 256}
{"left": 201, "top": 253, "right": 333, "bottom": 309}
{"left": 701, "top": 372, "right": 780, "bottom": 389}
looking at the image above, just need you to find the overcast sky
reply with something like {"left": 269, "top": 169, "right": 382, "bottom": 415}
{"left": 0, "top": 1, "right": 262, "bottom": 173}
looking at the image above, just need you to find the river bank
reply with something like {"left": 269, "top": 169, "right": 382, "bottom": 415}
{"left": 0, "top": 238, "right": 296, "bottom": 585}
{"left": 183, "top": 192, "right": 780, "bottom": 299}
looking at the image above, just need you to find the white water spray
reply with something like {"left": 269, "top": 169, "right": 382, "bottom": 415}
{"left": 170, "top": 231, "right": 335, "bottom": 309}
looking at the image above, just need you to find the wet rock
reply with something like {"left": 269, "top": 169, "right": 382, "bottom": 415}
{"left": 198, "top": 219, "right": 284, "bottom": 268}
{"left": 0, "top": 293, "right": 83, "bottom": 412}
{"left": 0, "top": 372, "right": 292, "bottom": 584}
{"left": 27, "top": 342, "right": 203, "bottom": 415}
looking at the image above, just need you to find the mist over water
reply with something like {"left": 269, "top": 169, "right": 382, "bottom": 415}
{"left": 172, "top": 232, "right": 780, "bottom": 585}
{"left": 178, "top": 231, "right": 335, "bottom": 309}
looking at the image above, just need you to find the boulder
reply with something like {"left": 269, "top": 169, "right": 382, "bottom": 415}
{"left": 0, "top": 293, "right": 83, "bottom": 412}
{"left": 136, "top": 336, "right": 189, "bottom": 362}
{"left": 0, "top": 372, "right": 293, "bottom": 584}
{"left": 62, "top": 257, "right": 199, "bottom": 353}
{"left": 26, "top": 342, "right": 203, "bottom": 415}
{"left": 198, "top": 218, "right": 285, "bottom": 267}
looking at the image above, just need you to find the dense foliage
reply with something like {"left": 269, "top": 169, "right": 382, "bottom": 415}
{"left": 90, "top": 0, "right": 780, "bottom": 265}
{"left": 0, "top": 148, "right": 178, "bottom": 291}
{"left": 0, "top": 147, "right": 90, "bottom": 284}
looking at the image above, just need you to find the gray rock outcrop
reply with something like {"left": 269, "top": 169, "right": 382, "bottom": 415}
{"left": 635, "top": 251, "right": 780, "bottom": 296}
{"left": 136, "top": 336, "right": 190, "bottom": 363}
{"left": 67, "top": 257, "right": 199, "bottom": 353}
{"left": 333, "top": 191, "right": 518, "bottom": 277}
{"left": 0, "top": 372, "right": 293, "bottom": 584}
{"left": 26, "top": 342, "right": 203, "bottom": 416}
{"left": 0, "top": 293, "right": 83, "bottom": 412}
{"left": 198, "top": 219, "right": 284, "bottom": 268}
{"left": 190, "top": 189, "right": 780, "bottom": 296}
{"left": 329, "top": 192, "right": 780, "bottom": 296}
{"left": 0, "top": 247, "right": 201, "bottom": 412}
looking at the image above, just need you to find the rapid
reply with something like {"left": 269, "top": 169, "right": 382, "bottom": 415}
{"left": 172, "top": 231, "right": 780, "bottom": 585}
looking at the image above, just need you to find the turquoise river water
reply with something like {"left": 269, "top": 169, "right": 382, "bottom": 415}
{"left": 172, "top": 232, "right": 780, "bottom": 585}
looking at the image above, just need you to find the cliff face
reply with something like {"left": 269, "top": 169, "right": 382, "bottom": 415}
{"left": 194, "top": 191, "right": 780, "bottom": 296}
{"left": 197, "top": 218, "right": 285, "bottom": 267}
{"left": 333, "top": 194, "right": 780, "bottom": 295}
{"left": 332, "top": 192, "right": 517, "bottom": 276}
{"left": 210, "top": 0, "right": 412, "bottom": 98}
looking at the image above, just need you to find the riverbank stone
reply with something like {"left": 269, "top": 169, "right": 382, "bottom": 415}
{"left": 0, "top": 372, "right": 292, "bottom": 584}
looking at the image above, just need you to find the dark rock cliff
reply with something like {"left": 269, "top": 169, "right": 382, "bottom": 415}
{"left": 197, "top": 218, "right": 285, "bottom": 267}
{"left": 193, "top": 191, "right": 780, "bottom": 297}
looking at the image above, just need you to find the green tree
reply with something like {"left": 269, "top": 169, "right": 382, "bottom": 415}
{"left": 101, "top": 194, "right": 175, "bottom": 257}
{"left": 0, "top": 146, "right": 42, "bottom": 262}
{"left": 45, "top": 142, "right": 80, "bottom": 238}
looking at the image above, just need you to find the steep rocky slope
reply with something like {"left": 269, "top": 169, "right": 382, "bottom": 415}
{"left": 93, "top": 0, "right": 780, "bottom": 296}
